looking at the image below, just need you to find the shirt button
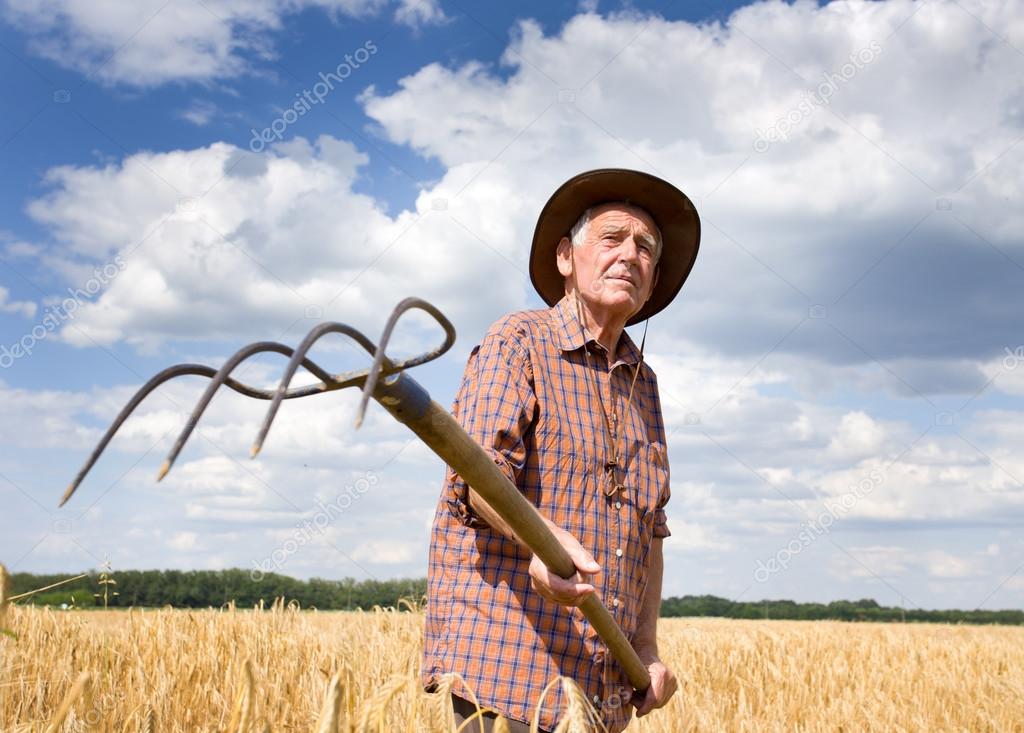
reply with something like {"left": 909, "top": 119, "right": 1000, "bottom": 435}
{"left": 615, "top": 548, "right": 623, "bottom": 558}
{"left": 593, "top": 694, "right": 601, "bottom": 705}
{"left": 614, "top": 501, "right": 622, "bottom": 509}
{"left": 612, "top": 598, "right": 620, "bottom": 608}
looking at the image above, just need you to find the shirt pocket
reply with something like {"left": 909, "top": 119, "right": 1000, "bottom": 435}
{"left": 540, "top": 457, "right": 604, "bottom": 549}
{"left": 633, "top": 441, "right": 669, "bottom": 539}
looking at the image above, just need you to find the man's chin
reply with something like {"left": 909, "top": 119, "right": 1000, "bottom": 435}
{"left": 602, "top": 295, "right": 643, "bottom": 321}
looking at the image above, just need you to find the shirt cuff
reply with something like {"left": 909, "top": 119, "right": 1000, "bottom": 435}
{"left": 652, "top": 509, "right": 671, "bottom": 538}
{"left": 446, "top": 475, "right": 490, "bottom": 529}
{"left": 445, "top": 453, "right": 519, "bottom": 530}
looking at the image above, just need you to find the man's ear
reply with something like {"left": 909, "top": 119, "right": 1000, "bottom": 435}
{"left": 555, "top": 237, "right": 573, "bottom": 278}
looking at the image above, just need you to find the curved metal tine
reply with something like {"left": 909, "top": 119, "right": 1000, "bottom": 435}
{"left": 158, "top": 342, "right": 335, "bottom": 481}
{"left": 354, "top": 297, "right": 457, "bottom": 429}
{"left": 251, "top": 322, "right": 387, "bottom": 458}
{"left": 385, "top": 297, "right": 456, "bottom": 371}
{"left": 61, "top": 364, "right": 215, "bottom": 506}
{"left": 61, "top": 363, "right": 347, "bottom": 507}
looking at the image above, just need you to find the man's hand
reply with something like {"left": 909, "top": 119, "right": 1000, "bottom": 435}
{"left": 631, "top": 659, "right": 677, "bottom": 718}
{"left": 528, "top": 522, "right": 600, "bottom": 606}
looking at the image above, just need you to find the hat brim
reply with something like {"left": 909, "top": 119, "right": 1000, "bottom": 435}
{"left": 529, "top": 168, "right": 701, "bottom": 326}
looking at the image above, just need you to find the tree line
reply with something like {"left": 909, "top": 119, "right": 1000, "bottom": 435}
{"left": 9, "top": 570, "right": 1023, "bottom": 624}
{"left": 9, "top": 569, "right": 426, "bottom": 610}
{"left": 660, "top": 594, "right": 1024, "bottom": 625}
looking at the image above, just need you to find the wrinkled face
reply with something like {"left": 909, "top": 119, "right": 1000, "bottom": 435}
{"left": 556, "top": 203, "right": 661, "bottom": 321}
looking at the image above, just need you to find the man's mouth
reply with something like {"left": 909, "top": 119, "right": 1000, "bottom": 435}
{"left": 605, "top": 273, "right": 635, "bottom": 286}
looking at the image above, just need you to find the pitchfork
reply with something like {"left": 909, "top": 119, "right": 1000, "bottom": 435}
{"left": 59, "top": 296, "right": 652, "bottom": 694}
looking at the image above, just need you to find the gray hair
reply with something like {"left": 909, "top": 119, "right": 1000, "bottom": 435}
{"left": 569, "top": 203, "right": 662, "bottom": 261}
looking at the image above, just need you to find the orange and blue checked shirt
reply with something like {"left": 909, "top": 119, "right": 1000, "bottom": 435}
{"left": 422, "top": 293, "right": 672, "bottom": 733}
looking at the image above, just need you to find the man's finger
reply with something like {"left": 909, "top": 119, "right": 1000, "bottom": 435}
{"left": 529, "top": 560, "right": 595, "bottom": 604}
{"left": 632, "top": 687, "right": 655, "bottom": 717}
{"left": 549, "top": 523, "right": 600, "bottom": 574}
{"left": 544, "top": 575, "right": 595, "bottom": 602}
{"left": 567, "top": 545, "right": 600, "bottom": 574}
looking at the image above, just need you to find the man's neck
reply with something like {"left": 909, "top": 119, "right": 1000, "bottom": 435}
{"left": 572, "top": 293, "right": 626, "bottom": 361}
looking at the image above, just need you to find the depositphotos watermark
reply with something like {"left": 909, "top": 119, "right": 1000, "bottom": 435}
{"left": 1002, "top": 346, "right": 1024, "bottom": 370}
{"left": 249, "top": 470, "right": 379, "bottom": 580}
{"left": 0, "top": 255, "right": 126, "bottom": 369}
{"left": 754, "top": 40, "right": 882, "bottom": 153}
{"left": 754, "top": 467, "right": 884, "bottom": 582}
{"left": 249, "top": 40, "right": 379, "bottom": 153}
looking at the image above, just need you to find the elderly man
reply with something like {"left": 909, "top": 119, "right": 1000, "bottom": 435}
{"left": 422, "top": 169, "right": 701, "bottom": 732}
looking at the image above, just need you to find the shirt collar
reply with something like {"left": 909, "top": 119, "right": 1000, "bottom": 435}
{"left": 550, "top": 293, "right": 643, "bottom": 367}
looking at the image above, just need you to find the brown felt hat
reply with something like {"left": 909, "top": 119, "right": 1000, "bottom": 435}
{"left": 529, "top": 168, "right": 701, "bottom": 326}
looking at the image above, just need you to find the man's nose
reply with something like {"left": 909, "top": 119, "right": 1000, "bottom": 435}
{"left": 617, "top": 236, "right": 641, "bottom": 264}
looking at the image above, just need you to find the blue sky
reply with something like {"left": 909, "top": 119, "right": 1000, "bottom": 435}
{"left": 1, "top": 0, "right": 1023, "bottom": 612}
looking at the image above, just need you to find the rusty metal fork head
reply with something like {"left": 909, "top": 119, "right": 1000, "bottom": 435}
{"left": 60, "top": 297, "right": 455, "bottom": 507}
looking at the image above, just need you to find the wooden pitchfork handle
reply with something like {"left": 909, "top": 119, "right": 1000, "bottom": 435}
{"left": 59, "top": 296, "right": 651, "bottom": 694}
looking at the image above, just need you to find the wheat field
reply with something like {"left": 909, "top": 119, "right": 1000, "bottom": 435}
{"left": 1, "top": 595, "right": 1022, "bottom": 732}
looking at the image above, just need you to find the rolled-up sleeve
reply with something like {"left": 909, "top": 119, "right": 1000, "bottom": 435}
{"left": 648, "top": 451, "right": 672, "bottom": 539}
{"left": 652, "top": 500, "right": 671, "bottom": 539}
{"left": 650, "top": 375, "right": 672, "bottom": 539}
{"left": 445, "top": 318, "right": 537, "bottom": 528}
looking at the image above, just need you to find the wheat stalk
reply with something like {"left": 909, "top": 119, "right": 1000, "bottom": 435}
{"left": 225, "top": 658, "right": 255, "bottom": 733}
{"left": 43, "top": 671, "right": 92, "bottom": 733}
{"left": 314, "top": 672, "right": 343, "bottom": 733}
{"left": 0, "top": 563, "right": 10, "bottom": 610}
{"left": 353, "top": 674, "right": 414, "bottom": 733}
{"left": 0, "top": 563, "right": 13, "bottom": 642}
{"left": 0, "top": 563, "right": 10, "bottom": 625}
{"left": 6, "top": 573, "right": 90, "bottom": 603}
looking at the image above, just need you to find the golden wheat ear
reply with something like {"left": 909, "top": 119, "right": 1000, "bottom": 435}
{"left": 0, "top": 563, "right": 11, "bottom": 639}
{"left": 139, "top": 704, "right": 157, "bottom": 733}
{"left": 0, "top": 563, "right": 9, "bottom": 613}
{"left": 225, "top": 658, "right": 255, "bottom": 733}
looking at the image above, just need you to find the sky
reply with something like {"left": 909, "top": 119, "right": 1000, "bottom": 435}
{"left": 1, "top": 0, "right": 1022, "bottom": 612}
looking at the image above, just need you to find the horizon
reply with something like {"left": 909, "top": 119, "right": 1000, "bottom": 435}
{"left": 10, "top": 565, "right": 1024, "bottom": 615}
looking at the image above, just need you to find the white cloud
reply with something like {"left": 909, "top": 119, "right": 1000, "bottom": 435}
{"left": 1, "top": 230, "right": 42, "bottom": 258}
{"left": 0, "top": 381, "right": 108, "bottom": 450}
{"left": 827, "top": 411, "right": 887, "bottom": 462}
{"left": 178, "top": 100, "right": 222, "bottom": 127}
{"left": 393, "top": 0, "right": 446, "bottom": 29}
{"left": 0, "top": 0, "right": 428, "bottom": 86}
{"left": 351, "top": 538, "right": 417, "bottom": 564}
{"left": 924, "top": 550, "right": 976, "bottom": 579}
{"left": 0, "top": 286, "right": 36, "bottom": 318}
{"left": 24, "top": 135, "right": 529, "bottom": 352}
{"left": 663, "top": 521, "right": 731, "bottom": 552}
{"left": 828, "top": 545, "right": 997, "bottom": 590}
{"left": 982, "top": 351, "right": 1024, "bottom": 397}
{"left": 829, "top": 544, "right": 911, "bottom": 580}
{"left": 167, "top": 531, "right": 199, "bottom": 550}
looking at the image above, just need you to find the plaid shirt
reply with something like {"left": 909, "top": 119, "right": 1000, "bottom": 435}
{"left": 422, "top": 294, "right": 672, "bottom": 733}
